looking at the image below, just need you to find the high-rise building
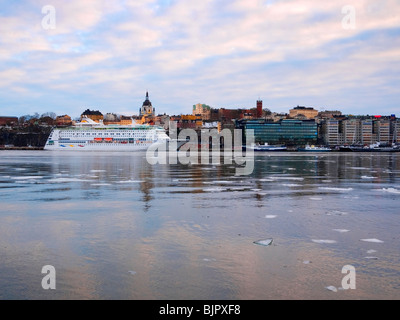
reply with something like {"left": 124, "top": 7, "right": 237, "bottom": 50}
{"left": 341, "top": 119, "right": 360, "bottom": 145}
{"left": 236, "top": 119, "right": 318, "bottom": 146}
{"left": 375, "top": 119, "right": 390, "bottom": 143}
{"left": 322, "top": 119, "right": 340, "bottom": 146}
{"left": 360, "top": 119, "right": 373, "bottom": 145}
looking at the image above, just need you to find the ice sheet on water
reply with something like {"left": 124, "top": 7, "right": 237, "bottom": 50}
{"left": 333, "top": 229, "right": 350, "bottom": 233}
{"left": 319, "top": 187, "right": 353, "bottom": 192}
{"left": 312, "top": 239, "right": 337, "bottom": 244}
{"left": 253, "top": 238, "right": 273, "bottom": 246}
{"left": 203, "top": 187, "right": 227, "bottom": 192}
{"left": 117, "top": 180, "right": 144, "bottom": 184}
{"left": 360, "top": 238, "right": 384, "bottom": 243}
{"left": 202, "top": 258, "right": 216, "bottom": 262}
{"left": 309, "top": 197, "right": 323, "bottom": 201}
{"left": 203, "top": 180, "right": 233, "bottom": 185}
{"left": 12, "top": 176, "right": 44, "bottom": 180}
{"left": 379, "top": 188, "right": 400, "bottom": 194}
{"left": 367, "top": 249, "right": 377, "bottom": 254}
{"left": 361, "top": 176, "right": 376, "bottom": 179}
{"left": 270, "top": 176, "right": 304, "bottom": 181}
{"left": 326, "top": 210, "right": 348, "bottom": 216}
{"left": 325, "top": 286, "right": 337, "bottom": 292}
{"left": 48, "top": 177, "right": 92, "bottom": 183}
{"left": 265, "top": 215, "right": 277, "bottom": 219}
{"left": 282, "top": 183, "right": 301, "bottom": 187}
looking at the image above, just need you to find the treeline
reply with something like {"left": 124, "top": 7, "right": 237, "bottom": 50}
{"left": 0, "top": 114, "right": 55, "bottom": 147}
{"left": 18, "top": 112, "right": 57, "bottom": 126}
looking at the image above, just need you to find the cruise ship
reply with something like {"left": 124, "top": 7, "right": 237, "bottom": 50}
{"left": 44, "top": 117, "right": 178, "bottom": 151}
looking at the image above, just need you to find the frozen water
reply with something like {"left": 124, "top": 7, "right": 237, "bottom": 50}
{"left": 312, "top": 239, "right": 337, "bottom": 244}
{"left": 360, "top": 238, "right": 384, "bottom": 243}
{"left": 253, "top": 239, "right": 273, "bottom": 246}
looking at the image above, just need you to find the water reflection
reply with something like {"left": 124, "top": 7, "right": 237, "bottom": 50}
{"left": 0, "top": 151, "right": 399, "bottom": 299}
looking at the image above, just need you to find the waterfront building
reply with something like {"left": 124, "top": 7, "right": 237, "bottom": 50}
{"left": 391, "top": 119, "right": 400, "bottom": 143}
{"left": 360, "top": 119, "right": 374, "bottom": 145}
{"left": 193, "top": 103, "right": 211, "bottom": 120}
{"left": 375, "top": 119, "right": 390, "bottom": 144}
{"left": 55, "top": 115, "right": 72, "bottom": 126}
{"left": 322, "top": 119, "right": 340, "bottom": 146}
{"left": 318, "top": 110, "right": 342, "bottom": 119}
{"left": 236, "top": 119, "right": 318, "bottom": 146}
{"left": 0, "top": 116, "right": 19, "bottom": 126}
{"left": 341, "top": 119, "right": 360, "bottom": 145}
{"left": 289, "top": 106, "right": 318, "bottom": 119}
{"left": 81, "top": 109, "right": 103, "bottom": 123}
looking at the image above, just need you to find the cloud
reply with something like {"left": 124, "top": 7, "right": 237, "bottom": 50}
{"left": 0, "top": 0, "right": 399, "bottom": 117}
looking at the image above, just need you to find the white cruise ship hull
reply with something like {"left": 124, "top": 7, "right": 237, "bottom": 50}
{"left": 44, "top": 117, "right": 182, "bottom": 152}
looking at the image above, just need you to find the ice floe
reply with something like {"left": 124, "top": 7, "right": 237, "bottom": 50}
{"left": 253, "top": 238, "right": 273, "bottom": 246}
{"left": 360, "top": 238, "right": 384, "bottom": 243}
{"left": 379, "top": 188, "right": 400, "bottom": 194}
{"left": 333, "top": 229, "right": 350, "bottom": 233}
{"left": 203, "top": 187, "right": 227, "bottom": 192}
{"left": 265, "top": 215, "right": 277, "bottom": 219}
{"left": 202, "top": 258, "right": 217, "bottom": 262}
{"left": 282, "top": 183, "right": 301, "bottom": 187}
{"left": 326, "top": 210, "right": 348, "bottom": 216}
{"left": 128, "top": 270, "right": 137, "bottom": 275}
{"left": 48, "top": 177, "right": 92, "bottom": 183}
{"left": 309, "top": 197, "right": 323, "bottom": 201}
{"left": 270, "top": 176, "right": 304, "bottom": 181}
{"left": 117, "top": 180, "right": 144, "bottom": 184}
{"left": 325, "top": 286, "right": 337, "bottom": 292}
{"left": 312, "top": 239, "right": 337, "bottom": 244}
{"left": 12, "top": 176, "right": 43, "bottom": 180}
{"left": 361, "top": 176, "right": 376, "bottom": 179}
{"left": 318, "top": 187, "right": 353, "bottom": 192}
{"left": 203, "top": 180, "right": 233, "bottom": 185}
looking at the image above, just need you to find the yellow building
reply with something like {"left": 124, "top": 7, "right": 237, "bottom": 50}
{"left": 81, "top": 109, "right": 103, "bottom": 123}
{"left": 193, "top": 103, "right": 211, "bottom": 120}
{"left": 289, "top": 106, "right": 318, "bottom": 119}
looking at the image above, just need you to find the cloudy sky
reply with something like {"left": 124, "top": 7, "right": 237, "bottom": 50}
{"left": 1, "top": 0, "right": 399, "bottom": 118}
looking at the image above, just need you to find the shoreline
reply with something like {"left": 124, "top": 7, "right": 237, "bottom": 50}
{"left": 0, "top": 147, "right": 44, "bottom": 150}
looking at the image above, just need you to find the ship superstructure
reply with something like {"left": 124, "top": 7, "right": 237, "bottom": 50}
{"left": 44, "top": 117, "right": 171, "bottom": 151}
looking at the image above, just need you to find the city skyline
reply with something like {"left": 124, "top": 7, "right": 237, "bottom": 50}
{"left": 1, "top": 0, "right": 399, "bottom": 118}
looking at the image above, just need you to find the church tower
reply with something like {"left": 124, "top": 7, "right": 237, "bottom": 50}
{"left": 139, "top": 91, "right": 155, "bottom": 117}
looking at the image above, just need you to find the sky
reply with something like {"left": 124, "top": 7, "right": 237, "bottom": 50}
{"left": 0, "top": 0, "right": 399, "bottom": 119}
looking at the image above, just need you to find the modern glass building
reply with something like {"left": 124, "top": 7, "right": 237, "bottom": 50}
{"left": 236, "top": 119, "right": 318, "bottom": 146}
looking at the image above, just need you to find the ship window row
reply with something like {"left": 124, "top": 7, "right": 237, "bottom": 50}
{"left": 61, "top": 132, "right": 149, "bottom": 137}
